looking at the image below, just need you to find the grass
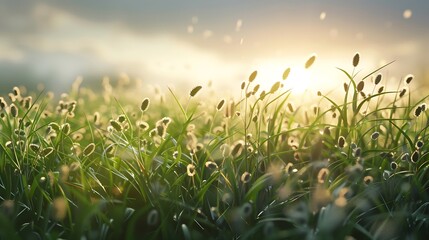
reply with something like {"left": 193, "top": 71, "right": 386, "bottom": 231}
{"left": 0, "top": 54, "right": 429, "bottom": 239}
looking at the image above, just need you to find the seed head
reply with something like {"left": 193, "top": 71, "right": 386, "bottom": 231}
{"left": 338, "top": 136, "right": 346, "bottom": 148}
{"left": 287, "top": 103, "right": 294, "bottom": 112}
{"left": 414, "top": 106, "right": 422, "bottom": 117}
{"left": 189, "top": 86, "right": 202, "bottom": 97}
{"left": 83, "top": 143, "right": 96, "bottom": 157}
{"left": 305, "top": 54, "right": 316, "bottom": 69}
{"left": 352, "top": 52, "right": 360, "bottom": 67}
{"left": 248, "top": 70, "right": 257, "bottom": 83}
{"left": 282, "top": 68, "right": 291, "bottom": 80}
{"left": 399, "top": 88, "right": 407, "bottom": 98}
{"left": 390, "top": 162, "right": 398, "bottom": 170}
{"left": 110, "top": 120, "right": 122, "bottom": 132}
{"left": 240, "top": 172, "right": 251, "bottom": 183}
{"left": 186, "top": 164, "right": 196, "bottom": 177}
{"left": 357, "top": 81, "right": 364, "bottom": 92}
{"left": 147, "top": 209, "right": 159, "bottom": 226}
{"left": 140, "top": 98, "right": 150, "bottom": 112}
{"left": 415, "top": 140, "right": 424, "bottom": 149}
{"left": 375, "top": 74, "right": 382, "bottom": 85}
{"left": 9, "top": 104, "right": 18, "bottom": 118}
{"left": 269, "top": 81, "right": 281, "bottom": 94}
{"left": 216, "top": 99, "right": 225, "bottom": 111}
{"left": 411, "top": 150, "right": 419, "bottom": 163}
{"left": 205, "top": 161, "right": 218, "bottom": 170}
{"left": 41, "top": 147, "right": 54, "bottom": 158}
{"left": 371, "top": 131, "right": 380, "bottom": 140}
{"left": 317, "top": 168, "right": 329, "bottom": 184}
{"left": 61, "top": 123, "right": 70, "bottom": 135}
{"left": 378, "top": 86, "right": 384, "bottom": 94}
{"left": 363, "top": 175, "right": 373, "bottom": 185}
{"left": 404, "top": 74, "right": 414, "bottom": 84}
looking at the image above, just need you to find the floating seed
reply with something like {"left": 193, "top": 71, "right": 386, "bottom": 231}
{"left": 352, "top": 52, "right": 360, "bottom": 67}
{"left": 189, "top": 86, "right": 202, "bottom": 97}
{"left": 140, "top": 98, "right": 150, "bottom": 112}
{"left": 248, "top": 70, "right": 257, "bottom": 82}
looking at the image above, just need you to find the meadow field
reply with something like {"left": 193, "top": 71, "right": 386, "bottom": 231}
{"left": 0, "top": 54, "right": 428, "bottom": 239}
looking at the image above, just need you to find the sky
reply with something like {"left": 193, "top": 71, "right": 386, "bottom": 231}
{"left": 1, "top": 0, "right": 428, "bottom": 95}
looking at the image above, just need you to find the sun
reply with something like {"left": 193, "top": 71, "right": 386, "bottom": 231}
{"left": 254, "top": 60, "right": 313, "bottom": 95}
